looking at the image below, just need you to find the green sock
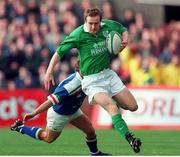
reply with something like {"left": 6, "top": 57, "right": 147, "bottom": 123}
{"left": 112, "top": 114, "right": 129, "bottom": 138}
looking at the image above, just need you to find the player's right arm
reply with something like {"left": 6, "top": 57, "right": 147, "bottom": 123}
{"left": 44, "top": 52, "right": 60, "bottom": 90}
{"left": 44, "top": 29, "right": 79, "bottom": 91}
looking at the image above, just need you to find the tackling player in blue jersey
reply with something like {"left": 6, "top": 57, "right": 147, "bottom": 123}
{"left": 10, "top": 72, "right": 110, "bottom": 156}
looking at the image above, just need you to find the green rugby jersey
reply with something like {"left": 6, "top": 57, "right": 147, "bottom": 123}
{"left": 56, "top": 20, "right": 127, "bottom": 76}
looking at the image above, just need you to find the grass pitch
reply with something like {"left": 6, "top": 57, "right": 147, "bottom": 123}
{"left": 0, "top": 128, "right": 180, "bottom": 155}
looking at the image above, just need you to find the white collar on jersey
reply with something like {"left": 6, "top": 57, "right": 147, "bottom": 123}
{"left": 83, "top": 22, "right": 105, "bottom": 32}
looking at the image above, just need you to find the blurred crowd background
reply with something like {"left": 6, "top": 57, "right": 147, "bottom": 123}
{"left": 0, "top": 0, "right": 179, "bottom": 91}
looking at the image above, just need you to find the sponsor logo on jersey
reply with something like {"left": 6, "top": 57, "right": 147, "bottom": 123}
{"left": 91, "top": 41, "right": 107, "bottom": 56}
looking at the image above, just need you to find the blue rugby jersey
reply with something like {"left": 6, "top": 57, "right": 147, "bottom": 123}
{"left": 47, "top": 72, "right": 86, "bottom": 115}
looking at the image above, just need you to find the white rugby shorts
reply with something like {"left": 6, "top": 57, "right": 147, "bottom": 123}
{"left": 46, "top": 107, "right": 83, "bottom": 132}
{"left": 81, "top": 69, "right": 125, "bottom": 104}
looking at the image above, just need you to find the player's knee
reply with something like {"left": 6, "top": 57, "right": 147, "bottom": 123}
{"left": 106, "top": 103, "right": 120, "bottom": 115}
{"left": 45, "top": 138, "right": 55, "bottom": 143}
{"left": 43, "top": 134, "right": 56, "bottom": 143}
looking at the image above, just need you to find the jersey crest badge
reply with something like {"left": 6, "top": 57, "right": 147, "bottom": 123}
{"left": 103, "top": 31, "right": 109, "bottom": 37}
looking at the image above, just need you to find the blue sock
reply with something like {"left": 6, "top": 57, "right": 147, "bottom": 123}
{"left": 19, "top": 125, "right": 42, "bottom": 140}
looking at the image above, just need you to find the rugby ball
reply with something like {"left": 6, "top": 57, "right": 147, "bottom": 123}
{"left": 106, "top": 31, "right": 122, "bottom": 55}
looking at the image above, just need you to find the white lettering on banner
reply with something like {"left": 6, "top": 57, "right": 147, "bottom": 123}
{"left": 0, "top": 98, "right": 17, "bottom": 120}
{"left": 169, "top": 100, "right": 180, "bottom": 117}
{"left": 122, "top": 89, "right": 180, "bottom": 125}
{"left": 93, "top": 88, "right": 180, "bottom": 127}
{"left": 0, "top": 96, "right": 38, "bottom": 120}
{"left": 131, "top": 97, "right": 180, "bottom": 117}
{"left": 151, "top": 98, "right": 167, "bottom": 116}
{"left": 152, "top": 98, "right": 179, "bottom": 117}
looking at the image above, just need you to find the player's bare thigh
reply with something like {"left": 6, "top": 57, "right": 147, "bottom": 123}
{"left": 93, "top": 92, "right": 120, "bottom": 115}
{"left": 113, "top": 87, "right": 138, "bottom": 112}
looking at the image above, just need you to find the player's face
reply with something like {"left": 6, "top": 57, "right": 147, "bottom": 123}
{"left": 85, "top": 15, "right": 101, "bottom": 35}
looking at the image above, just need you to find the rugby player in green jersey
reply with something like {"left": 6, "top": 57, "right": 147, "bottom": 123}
{"left": 44, "top": 7, "right": 142, "bottom": 153}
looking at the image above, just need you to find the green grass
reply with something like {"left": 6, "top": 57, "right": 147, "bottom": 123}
{"left": 0, "top": 128, "right": 180, "bottom": 155}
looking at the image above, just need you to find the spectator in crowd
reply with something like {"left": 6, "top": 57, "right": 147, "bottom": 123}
{"left": 7, "top": 80, "right": 16, "bottom": 91}
{"left": 162, "top": 55, "right": 180, "bottom": 86}
{"left": 6, "top": 40, "right": 25, "bottom": 80}
{"left": 111, "top": 58, "right": 130, "bottom": 84}
{"left": 15, "top": 66, "right": 38, "bottom": 88}
{"left": 121, "top": 9, "right": 135, "bottom": 29}
{"left": 149, "top": 56, "right": 163, "bottom": 85}
{"left": 0, "top": 38, "right": 9, "bottom": 73}
{"left": 160, "top": 40, "right": 178, "bottom": 64}
{"left": 138, "top": 58, "right": 154, "bottom": 85}
{"left": 101, "top": 0, "right": 119, "bottom": 21}
{"left": 0, "top": 71, "right": 7, "bottom": 89}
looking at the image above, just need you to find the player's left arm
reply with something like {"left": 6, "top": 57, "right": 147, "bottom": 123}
{"left": 111, "top": 20, "right": 129, "bottom": 51}
{"left": 23, "top": 99, "right": 52, "bottom": 122}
